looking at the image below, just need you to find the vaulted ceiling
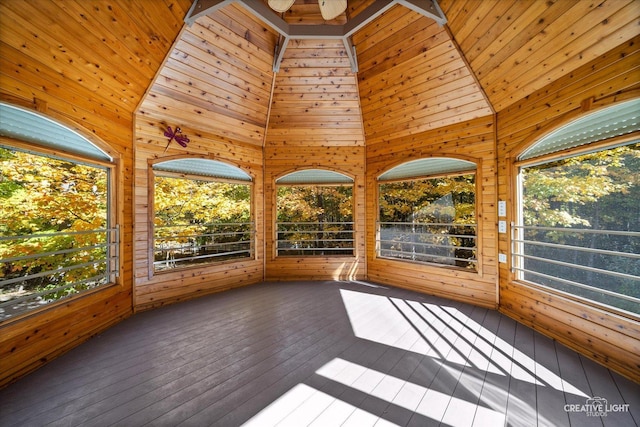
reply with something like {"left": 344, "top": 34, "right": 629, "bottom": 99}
{"left": 1, "top": 0, "right": 638, "bottom": 147}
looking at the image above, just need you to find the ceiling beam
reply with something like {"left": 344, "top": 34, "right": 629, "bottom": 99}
{"left": 273, "top": 36, "right": 290, "bottom": 72}
{"left": 397, "top": 0, "right": 447, "bottom": 26}
{"left": 185, "top": 0, "right": 233, "bottom": 26}
{"left": 343, "top": 37, "right": 358, "bottom": 73}
{"left": 185, "top": 0, "right": 447, "bottom": 72}
{"left": 343, "top": 0, "right": 395, "bottom": 37}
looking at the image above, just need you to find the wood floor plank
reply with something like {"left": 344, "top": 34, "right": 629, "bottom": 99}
{"left": 0, "top": 288, "right": 276, "bottom": 417}
{"left": 614, "top": 372, "right": 640, "bottom": 425}
{"left": 469, "top": 308, "right": 505, "bottom": 427}
{"left": 336, "top": 300, "right": 447, "bottom": 424}
{"left": 505, "top": 322, "right": 538, "bottom": 427}
{"left": 581, "top": 355, "right": 638, "bottom": 427}
{"left": 534, "top": 332, "right": 571, "bottom": 426}
{"left": 97, "top": 303, "right": 349, "bottom": 425}
{"left": 471, "top": 313, "right": 516, "bottom": 424}
{"left": 0, "top": 281, "right": 637, "bottom": 427}
{"left": 406, "top": 303, "right": 480, "bottom": 425}
{"left": 441, "top": 306, "right": 494, "bottom": 427}
{"left": 180, "top": 301, "right": 372, "bottom": 425}
{"left": 175, "top": 329, "right": 356, "bottom": 426}
{"left": 555, "top": 341, "right": 602, "bottom": 427}
{"left": 2, "top": 283, "right": 280, "bottom": 415}
{"left": 48, "top": 284, "right": 346, "bottom": 426}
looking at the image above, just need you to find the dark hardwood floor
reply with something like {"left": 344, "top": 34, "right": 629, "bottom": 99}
{"left": 1, "top": 281, "right": 638, "bottom": 426}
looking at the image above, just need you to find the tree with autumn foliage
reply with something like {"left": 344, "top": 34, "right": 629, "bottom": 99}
{"left": 0, "top": 147, "right": 109, "bottom": 308}
{"left": 378, "top": 174, "right": 477, "bottom": 268}
{"left": 276, "top": 185, "right": 354, "bottom": 255}
{"left": 153, "top": 175, "right": 252, "bottom": 269}
{"left": 379, "top": 174, "right": 476, "bottom": 224}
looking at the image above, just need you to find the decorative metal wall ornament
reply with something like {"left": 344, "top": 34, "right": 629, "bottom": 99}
{"left": 163, "top": 126, "right": 190, "bottom": 152}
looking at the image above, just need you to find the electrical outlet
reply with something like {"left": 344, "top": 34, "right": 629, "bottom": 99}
{"left": 499, "top": 253, "right": 507, "bottom": 263}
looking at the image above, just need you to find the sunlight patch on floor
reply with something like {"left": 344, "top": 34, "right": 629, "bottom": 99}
{"left": 241, "top": 383, "right": 398, "bottom": 427}
{"left": 339, "top": 289, "right": 588, "bottom": 397}
{"left": 317, "top": 358, "right": 506, "bottom": 427}
{"left": 243, "top": 288, "right": 590, "bottom": 426}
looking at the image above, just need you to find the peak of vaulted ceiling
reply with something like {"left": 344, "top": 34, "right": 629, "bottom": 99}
{"left": 141, "top": 0, "right": 486, "bottom": 146}
{"left": 136, "top": 0, "right": 639, "bottom": 146}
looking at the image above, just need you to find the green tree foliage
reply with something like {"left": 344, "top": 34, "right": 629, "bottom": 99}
{"left": 0, "top": 147, "right": 109, "bottom": 310}
{"left": 155, "top": 175, "right": 250, "bottom": 226}
{"left": 277, "top": 185, "right": 352, "bottom": 223}
{"left": 521, "top": 143, "right": 640, "bottom": 313}
{"left": 522, "top": 144, "right": 639, "bottom": 228}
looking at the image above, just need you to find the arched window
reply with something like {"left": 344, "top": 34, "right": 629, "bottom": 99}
{"left": 513, "top": 98, "right": 640, "bottom": 315}
{"left": 377, "top": 158, "right": 477, "bottom": 270}
{"left": 276, "top": 169, "right": 354, "bottom": 256}
{"left": 0, "top": 103, "right": 118, "bottom": 320}
{"left": 152, "top": 158, "right": 253, "bottom": 271}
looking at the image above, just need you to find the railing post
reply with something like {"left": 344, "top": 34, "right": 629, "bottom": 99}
{"left": 114, "top": 224, "right": 120, "bottom": 279}
{"left": 510, "top": 222, "right": 515, "bottom": 274}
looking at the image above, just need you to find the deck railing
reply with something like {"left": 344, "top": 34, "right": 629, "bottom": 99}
{"left": 512, "top": 224, "right": 640, "bottom": 313}
{"left": 154, "top": 222, "right": 254, "bottom": 270}
{"left": 377, "top": 222, "right": 477, "bottom": 269}
{"left": 0, "top": 227, "right": 120, "bottom": 320}
{"left": 276, "top": 222, "right": 354, "bottom": 256}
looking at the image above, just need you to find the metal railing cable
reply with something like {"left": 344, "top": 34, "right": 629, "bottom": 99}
{"left": 276, "top": 222, "right": 354, "bottom": 256}
{"left": 376, "top": 221, "right": 477, "bottom": 268}
{"left": 154, "top": 222, "right": 254, "bottom": 269}
{"left": 511, "top": 224, "right": 640, "bottom": 313}
{"left": 0, "top": 227, "right": 119, "bottom": 318}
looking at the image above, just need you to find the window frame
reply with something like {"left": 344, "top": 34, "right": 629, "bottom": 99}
{"left": 274, "top": 169, "right": 356, "bottom": 258}
{"left": 375, "top": 160, "right": 479, "bottom": 272}
{"left": 0, "top": 112, "right": 120, "bottom": 323}
{"left": 512, "top": 128, "right": 640, "bottom": 318}
{"left": 149, "top": 159, "right": 255, "bottom": 275}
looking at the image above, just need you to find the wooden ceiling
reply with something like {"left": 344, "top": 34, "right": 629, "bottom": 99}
{"left": 440, "top": 0, "right": 640, "bottom": 112}
{"left": 2, "top": 0, "right": 638, "bottom": 147}
{"left": 138, "top": 3, "right": 277, "bottom": 146}
{"left": 354, "top": 4, "right": 492, "bottom": 145}
{"left": 266, "top": 37, "right": 365, "bottom": 147}
{"left": 0, "top": 0, "right": 192, "bottom": 115}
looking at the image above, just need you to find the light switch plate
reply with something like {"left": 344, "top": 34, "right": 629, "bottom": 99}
{"left": 499, "top": 253, "right": 507, "bottom": 263}
{"left": 498, "top": 220, "right": 507, "bottom": 233}
{"left": 498, "top": 200, "right": 506, "bottom": 217}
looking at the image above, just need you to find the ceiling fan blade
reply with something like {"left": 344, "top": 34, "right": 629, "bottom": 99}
{"left": 268, "top": 0, "right": 296, "bottom": 13}
{"left": 318, "top": 0, "right": 347, "bottom": 20}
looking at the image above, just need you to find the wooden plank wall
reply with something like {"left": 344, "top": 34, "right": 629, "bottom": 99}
{"left": 366, "top": 116, "right": 498, "bottom": 308}
{"left": 355, "top": 3, "right": 496, "bottom": 308}
{"left": 0, "top": 0, "right": 192, "bottom": 387}
{"left": 496, "top": 36, "right": 640, "bottom": 383}
{"left": 264, "top": 145, "right": 367, "bottom": 281}
{"left": 264, "top": 38, "right": 367, "bottom": 281}
{"left": 133, "top": 118, "right": 265, "bottom": 311}
{"left": 136, "top": 4, "right": 277, "bottom": 146}
{"left": 132, "top": 4, "right": 275, "bottom": 310}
